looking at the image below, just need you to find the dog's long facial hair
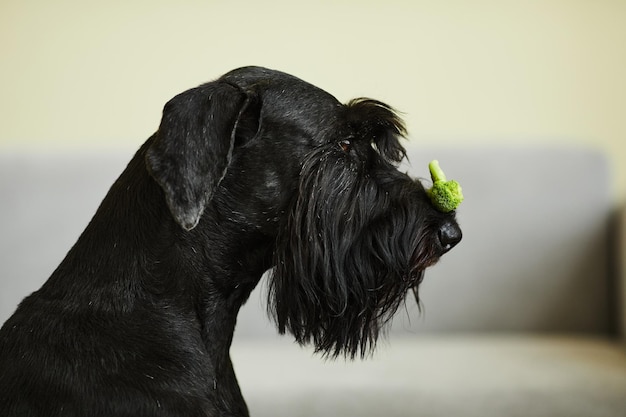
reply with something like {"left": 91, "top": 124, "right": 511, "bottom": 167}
{"left": 269, "top": 99, "right": 442, "bottom": 359}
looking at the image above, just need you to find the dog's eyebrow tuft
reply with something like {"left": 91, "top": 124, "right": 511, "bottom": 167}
{"left": 343, "top": 98, "right": 407, "bottom": 164}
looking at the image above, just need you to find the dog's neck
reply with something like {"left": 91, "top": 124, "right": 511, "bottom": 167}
{"left": 41, "top": 145, "right": 272, "bottom": 411}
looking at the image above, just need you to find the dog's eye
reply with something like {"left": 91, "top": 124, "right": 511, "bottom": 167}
{"left": 338, "top": 140, "right": 352, "bottom": 153}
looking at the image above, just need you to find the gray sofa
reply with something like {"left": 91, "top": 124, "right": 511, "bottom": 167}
{"left": 1, "top": 145, "right": 625, "bottom": 416}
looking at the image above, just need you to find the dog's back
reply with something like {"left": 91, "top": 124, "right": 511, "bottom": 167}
{"left": 0, "top": 148, "right": 225, "bottom": 416}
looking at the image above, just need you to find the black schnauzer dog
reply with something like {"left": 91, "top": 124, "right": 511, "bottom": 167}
{"left": 0, "top": 66, "right": 461, "bottom": 416}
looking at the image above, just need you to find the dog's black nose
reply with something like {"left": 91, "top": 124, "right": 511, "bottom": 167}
{"left": 438, "top": 220, "right": 462, "bottom": 254}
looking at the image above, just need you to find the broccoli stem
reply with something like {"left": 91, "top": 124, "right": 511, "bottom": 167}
{"left": 429, "top": 160, "right": 447, "bottom": 183}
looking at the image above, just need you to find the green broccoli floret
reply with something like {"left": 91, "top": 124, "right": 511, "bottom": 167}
{"left": 427, "top": 160, "right": 464, "bottom": 213}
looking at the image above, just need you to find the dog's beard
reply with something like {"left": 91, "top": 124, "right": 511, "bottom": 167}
{"left": 268, "top": 146, "right": 438, "bottom": 359}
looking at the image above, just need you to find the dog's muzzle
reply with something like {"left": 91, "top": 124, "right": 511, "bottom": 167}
{"left": 437, "top": 219, "right": 462, "bottom": 255}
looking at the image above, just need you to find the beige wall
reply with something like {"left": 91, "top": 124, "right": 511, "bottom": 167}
{"left": 1, "top": 0, "right": 625, "bottom": 202}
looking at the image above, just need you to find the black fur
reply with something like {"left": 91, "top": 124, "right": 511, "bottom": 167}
{"left": 0, "top": 66, "right": 461, "bottom": 416}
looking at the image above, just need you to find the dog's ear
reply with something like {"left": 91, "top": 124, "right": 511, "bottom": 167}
{"left": 146, "top": 82, "right": 257, "bottom": 231}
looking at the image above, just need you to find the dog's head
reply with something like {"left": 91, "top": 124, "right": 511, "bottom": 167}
{"left": 146, "top": 66, "right": 462, "bottom": 358}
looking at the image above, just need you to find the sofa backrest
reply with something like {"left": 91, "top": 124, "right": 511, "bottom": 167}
{"left": 0, "top": 145, "right": 613, "bottom": 337}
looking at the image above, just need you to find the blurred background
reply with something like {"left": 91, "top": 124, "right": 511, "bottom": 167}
{"left": 1, "top": 1, "right": 625, "bottom": 416}
{"left": 1, "top": 0, "right": 625, "bottom": 202}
